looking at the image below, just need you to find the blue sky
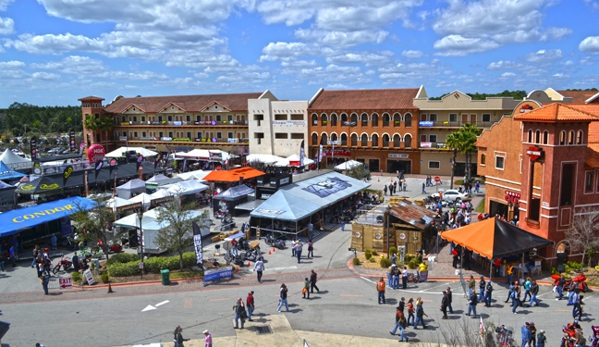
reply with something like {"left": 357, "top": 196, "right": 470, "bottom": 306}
{"left": 0, "top": 0, "right": 598, "bottom": 107}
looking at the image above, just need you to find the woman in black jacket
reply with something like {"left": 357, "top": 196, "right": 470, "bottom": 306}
{"left": 174, "top": 326, "right": 189, "bottom": 347}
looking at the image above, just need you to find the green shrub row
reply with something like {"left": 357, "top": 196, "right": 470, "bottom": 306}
{"left": 107, "top": 252, "right": 199, "bottom": 277}
{"left": 106, "top": 252, "right": 139, "bottom": 265}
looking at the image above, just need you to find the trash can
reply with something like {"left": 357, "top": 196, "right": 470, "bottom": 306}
{"left": 161, "top": 269, "right": 170, "bottom": 285}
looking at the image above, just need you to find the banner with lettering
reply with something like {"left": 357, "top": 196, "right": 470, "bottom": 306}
{"left": 63, "top": 165, "right": 73, "bottom": 187}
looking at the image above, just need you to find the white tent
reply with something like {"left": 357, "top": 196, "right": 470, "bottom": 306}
{"left": 0, "top": 149, "right": 32, "bottom": 169}
{"left": 246, "top": 153, "right": 285, "bottom": 164}
{"left": 128, "top": 192, "right": 153, "bottom": 208}
{"left": 176, "top": 149, "right": 232, "bottom": 161}
{"left": 166, "top": 180, "right": 209, "bottom": 196}
{"left": 105, "top": 197, "right": 140, "bottom": 212}
{"left": 145, "top": 174, "right": 170, "bottom": 183}
{"left": 176, "top": 170, "right": 211, "bottom": 181}
{"left": 115, "top": 178, "right": 146, "bottom": 199}
{"left": 334, "top": 160, "right": 364, "bottom": 171}
{"left": 150, "top": 189, "right": 173, "bottom": 199}
{"left": 105, "top": 147, "right": 158, "bottom": 158}
{"left": 274, "top": 154, "right": 315, "bottom": 167}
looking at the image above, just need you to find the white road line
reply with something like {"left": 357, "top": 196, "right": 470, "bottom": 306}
{"left": 360, "top": 276, "right": 376, "bottom": 284}
{"left": 419, "top": 282, "right": 452, "bottom": 292}
{"left": 268, "top": 266, "right": 298, "bottom": 271}
{"left": 155, "top": 300, "right": 170, "bottom": 307}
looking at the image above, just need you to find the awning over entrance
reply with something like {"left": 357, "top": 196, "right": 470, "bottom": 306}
{"left": 0, "top": 197, "right": 98, "bottom": 237}
{"left": 439, "top": 217, "right": 553, "bottom": 259}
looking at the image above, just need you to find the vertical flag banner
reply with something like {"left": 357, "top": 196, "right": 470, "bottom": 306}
{"left": 79, "top": 142, "right": 85, "bottom": 155}
{"left": 299, "top": 140, "right": 305, "bottom": 167}
{"left": 192, "top": 221, "right": 203, "bottom": 265}
{"left": 69, "top": 130, "right": 76, "bottom": 152}
{"left": 30, "top": 136, "right": 37, "bottom": 160}
{"left": 154, "top": 153, "right": 162, "bottom": 169}
{"left": 182, "top": 158, "right": 188, "bottom": 172}
{"left": 136, "top": 154, "right": 144, "bottom": 170}
{"left": 63, "top": 165, "right": 73, "bottom": 187}
{"left": 94, "top": 160, "right": 103, "bottom": 179}
{"left": 109, "top": 158, "right": 117, "bottom": 176}
{"left": 319, "top": 144, "right": 323, "bottom": 163}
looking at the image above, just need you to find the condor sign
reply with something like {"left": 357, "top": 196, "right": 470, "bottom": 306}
{"left": 1, "top": 197, "right": 97, "bottom": 237}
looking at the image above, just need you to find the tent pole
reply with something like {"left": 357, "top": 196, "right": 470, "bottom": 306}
{"left": 489, "top": 261, "right": 492, "bottom": 281}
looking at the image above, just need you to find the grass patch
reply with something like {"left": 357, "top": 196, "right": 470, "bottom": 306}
{"left": 476, "top": 199, "right": 485, "bottom": 213}
{"left": 170, "top": 270, "right": 204, "bottom": 279}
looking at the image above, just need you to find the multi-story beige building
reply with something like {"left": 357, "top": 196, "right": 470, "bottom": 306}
{"left": 248, "top": 98, "right": 308, "bottom": 158}
{"left": 413, "top": 88, "right": 521, "bottom": 176}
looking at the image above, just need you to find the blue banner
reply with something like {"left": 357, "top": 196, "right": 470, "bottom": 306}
{"left": 204, "top": 266, "right": 233, "bottom": 283}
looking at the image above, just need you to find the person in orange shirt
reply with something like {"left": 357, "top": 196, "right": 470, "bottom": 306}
{"left": 377, "top": 277, "right": 386, "bottom": 304}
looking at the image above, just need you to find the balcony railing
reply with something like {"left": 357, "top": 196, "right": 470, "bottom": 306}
{"left": 123, "top": 137, "right": 249, "bottom": 144}
{"left": 419, "top": 120, "right": 495, "bottom": 127}
{"left": 117, "top": 120, "right": 248, "bottom": 126}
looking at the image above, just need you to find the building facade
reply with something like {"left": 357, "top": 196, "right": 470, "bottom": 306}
{"left": 248, "top": 98, "right": 308, "bottom": 158}
{"left": 307, "top": 88, "right": 421, "bottom": 173}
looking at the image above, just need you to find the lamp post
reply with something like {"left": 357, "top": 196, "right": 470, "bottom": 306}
{"left": 137, "top": 209, "right": 144, "bottom": 277}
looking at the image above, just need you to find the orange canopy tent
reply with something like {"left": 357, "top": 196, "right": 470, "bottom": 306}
{"left": 202, "top": 167, "right": 265, "bottom": 182}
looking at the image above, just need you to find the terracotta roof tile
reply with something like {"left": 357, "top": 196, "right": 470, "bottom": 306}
{"left": 309, "top": 88, "right": 419, "bottom": 111}
{"left": 388, "top": 199, "right": 438, "bottom": 230}
{"left": 586, "top": 144, "right": 599, "bottom": 168}
{"left": 514, "top": 103, "right": 599, "bottom": 122}
{"left": 557, "top": 90, "right": 599, "bottom": 104}
{"left": 588, "top": 122, "right": 599, "bottom": 144}
{"left": 104, "top": 92, "right": 263, "bottom": 114}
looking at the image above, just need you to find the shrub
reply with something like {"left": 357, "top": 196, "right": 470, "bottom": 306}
{"left": 389, "top": 247, "right": 397, "bottom": 255}
{"left": 408, "top": 259, "right": 419, "bottom": 269}
{"left": 72, "top": 271, "right": 82, "bottom": 284}
{"left": 369, "top": 257, "right": 376, "bottom": 262}
{"left": 107, "top": 261, "right": 141, "bottom": 277}
{"left": 380, "top": 256, "right": 391, "bottom": 268}
{"left": 100, "top": 273, "right": 110, "bottom": 283}
{"left": 353, "top": 257, "right": 361, "bottom": 266}
{"left": 365, "top": 250, "right": 372, "bottom": 260}
{"left": 106, "top": 253, "right": 139, "bottom": 265}
{"left": 371, "top": 249, "right": 378, "bottom": 256}
{"left": 404, "top": 254, "right": 415, "bottom": 263}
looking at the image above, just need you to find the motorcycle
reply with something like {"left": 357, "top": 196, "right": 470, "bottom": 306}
{"left": 243, "top": 248, "right": 261, "bottom": 262}
{"left": 495, "top": 325, "right": 514, "bottom": 347}
{"left": 224, "top": 250, "right": 244, "bottom": 266}
{"left": 552, "top": 273, "right": 590, "bottom": 293}
{"left": 220, "top": 215, "right": 236, "bottom": 232}
{"left": 51, "top": 255, "right": 83, "bottom": 274}
{"left": 264, "top": 234, "right": 286, "bottom": 250}
{"left": 58, "top": 235, "right": 75, "bottom": 249}
{"left": 590, "top": 325, "right": 599, "bottom": 347}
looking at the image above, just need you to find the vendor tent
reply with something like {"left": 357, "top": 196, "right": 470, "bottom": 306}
{"left": 176, "top": 149, "right": 232, "bottom": 161}
{"left": 166, "top": 180, "right": 208, "bottom": 196}
{"left": 106, "top": 197, "right": 141, "bottom": 212}
{"left": 15, "top": 175, "right": 63, "bottom": 194}
{"left": 105, "top": 147, "right": 158, "bottom": 158}
{"left": 115, "top": 179, "right": 146, "bottom": 199}
{"left": 0, "top": 161, "right": 26, "bottom": 180}
{"left": 246, "top": 154, "right": 285, "bottom": 164}
{"left": 203, "top": 167, "right": 265, "bottom": 182}
{"left": 150, "top": 189, "right": 173, "bottom": 199}
{"left": 146, "top": 174, "right": 170, "bottom": 183}
{"left": 128, "top": 192, "right": 153, "bottom": 208}
{"left": 176, "top": 170, "right": 211, "bottom": 181}
{"left": 0, "top": 149, "right": 32, "bottom": 169}
{"left": 334, "top": 160, "right": 363, "bottom": 171}
{"left": 0, "top": 180, "right": 16, "bottom": 205}
{"left": 274, "top": 154, "right": 315, "bottom": 167}
{"left": 213, "top": 184, "right": 254, "bottom": 201}
{"left": 440, "top": 217, "right": 553, "bottom": 259}
{"left": 251, "top": 190, "right": 320, "bottom": 222}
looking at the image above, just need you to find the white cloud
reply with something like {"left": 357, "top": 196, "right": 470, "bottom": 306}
{"left": 259, "top": 42, "right": 312, "bottom": 62}
{"left": 0, "top": 17, "right": 13, "bottom": 35}
{"left": 0, "top": 0, "right": 13, "bottom": 11}
{"left": 0, "top": 60, "right": 24, "bottom": 69}
{"left": 326, "top": 51, "right": 393, "bottom": 66}
{"left": 487, "top": 60, "right": 521, "bottom": 70}
{"left": 562, "top": 60, "right": 574, "bottom": 66}
{"left": 580, "top": 36, "right": 599, "bottom": 54}
{"left": 6, "top": 33, "right": 105, "bottom": 54}
{"left": 524, "top": 49, "right": 563, "bottom": 63}
{"left": 401, "top": 50, "right": 423, "bottom": 58}
{"left": 501, "top": 72, "right": 516, "bottom": 78}
{"left": 31, "top": 55, "right": 105, "bottom": 74}
{"left": 32, "top": 71, "right": 60, "bottom": 80}
{"left": 552, "top": 73, "right": 568, "bottom": 78}
{"left": 433, "top": 35, "right": 500, "bottom": 56}
{"left": 295, "top": 28, "right": 388, "bottom": 49}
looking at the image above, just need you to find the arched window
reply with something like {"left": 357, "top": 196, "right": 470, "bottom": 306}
{"left": 383, "top": 113, "right": 390, "bottom": 127}
{"left": 527, "top": 129, "right": 533, "bottom": 143}
{"left": 393, "top": 113, "right": 401, "bottom": 127}
{"left": 321, "top": 114, "right": 328, "bottom": 126}
{"left": 341, "top": 113, "right": 348, "bottom": 123}
{"left": 372, "top": 134, "right": 379, "bottom": 147}
{"left": 311, "top": 133, "right": 318, "bottom": 145}
{"left": 577, "top": 130, "right": 584, "bottom": 144}
{"left": 543, "top": 131, "right": 549, "bottom": 144}
{"left": 481, "top": 154, "right": 486, "bottom": 165}
{"left": 341, "top": 133, "right": 348, "bottom": 146}
{"left": 351, "top": 113, "right": 358, "bottom": 124}
{"left": 311, "top": 114, "right": 318, "bottom": 126}
{"left": 393, "top": 134, "right": 401, "bottom": 147}
{"left": 351, "top": 134, "right": 358, "bottom": 146}
{"left": 331, "top": 133, "right": 338, "bottom": 142}
{"left": 372, "top": 113, "right": 379, "bottom": 127}
{"left": 535, "top": 130, "right": 541, "bottom": 144}
{"left": 568, "top": 130, "right": 575, "bottom": 145}
{"left": 361, "top": 113, "right": 368, "bottom": 127}
{"left": 361, "top": 134, "right": 368, "bottom": 146}
{"left": 404, "top": 113, "right": 412, "bottom": 127}
{"left": 321, "top": 133, "right": 328, "bottom": 145}
{"left": 383, "top": 134, "right": 390, "bottom": 147}
{"left": 559, "top": 130, "right": 566, "bottom": 145}
{"left": 404, "top": 134, "right": 412, "bottom": 148}
{"left": 331, "top": 114, "right": 338, "bottom": 126}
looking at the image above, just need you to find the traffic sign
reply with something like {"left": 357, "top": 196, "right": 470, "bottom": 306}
{"left": 59, "top": 277, "right": 73, "bottom": 289}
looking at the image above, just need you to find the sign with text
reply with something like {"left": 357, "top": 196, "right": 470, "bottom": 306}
{"left": 83, "top": 269, "right": 95, "bottom": 285}
{"left": 388, "top": 153, "right": 409, "bottom": 158}
{"left": 419, "top": 121, "right": 434, "bottom": 127}
{"left": 59, "top": 276, "right": 73, "bottom": 289}
{"left": 204, "top": 266, "right": 233, "bottom": 283}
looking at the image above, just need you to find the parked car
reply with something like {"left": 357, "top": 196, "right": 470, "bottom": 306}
{"left": 440, "top": 189, "right": 470, "bottom": 202}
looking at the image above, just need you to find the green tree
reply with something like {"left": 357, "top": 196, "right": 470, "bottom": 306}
{"left": 69, "top": 196, "right": 118, "bottom": 259}
{"left": 154, "top": 199, "right": 211, "bottom": 270}
{"left": 345, "top": 163, "right": 370, "bottom": 180}
{"left": 445, "top": 124, "right": 482, "bottom": 188}
{"left": 564, "top": 207, "right": 599, "bottom": 268}
{"left": 83, "top": 114, "right": 113, "bottom": 145}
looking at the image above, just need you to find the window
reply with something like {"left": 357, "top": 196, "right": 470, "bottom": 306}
{"left": 321, "top": 133, "right": 328, "bottom": 145}
{"left": 535, "top": 130, "right": 541, "bottom": 144}
{"left": 228, "top": 115, "right": 233, "bottom": 122}
{"left": 585, "top": 171, "right": 594, "bottom": 192}
{"left": 290, "top": 114, "right": 303, "bottom": 121}
{"left": 254, "top": 114, "right": 263, "bottom": 126}
{"left": 495, "top": 155, "right": 505, "bottom": 170}
{"left": 158, "top": 116, "right": 163, "bottom": 122}
{"left": 482, "top": 114, "right": 491, "bottom": 122}
{"left": 420, "top": 134, "right": 427, "bottom": 142}
{"left": 429, "top": 161, "right": 440, "bottom": 169}
{"left": 142, "top": 132, "right": 147, "bottom": 137}
{"left": 568, "top": 130, "right": 574, "bottom": 145}
{"left": 196, "top": 115, "right": 201, "bottom": 122}
{"left": 393, "top": 113, "right": 401, "bottom": 126}
{"left": 559, "top": 130, "right": 566, "bottom": 145}
{"left": 169, "top": 131, "right": 174, "bottom": 138}
{"left": 275, "top": 133, "right": 288, "bottom": 139}
{"left": 429, "top": 134, "right": 437, "bottom": 143}
{"left": 393, "top": 134, "right": 401, "bottom": 147}
{"left": 404, "top": 134, "right": 412, "bottom": 148}
{"left": 351, "top": 134, "right": 358, "bottom": 146}
{"left": 132, "top": 116, "right": 137, "bottom": 122}
{"left": 372, "top": 134, "right": 378, "bottom": 147}
{"left": 186, "top": 115, "right": 191, "bottom": 122}
{"left": 134, "top": 132, "right": 138, "bottom": 137}
{"left": 429, "top": 114, "right": 437, "bottom": 122}
{"left": 122, "top": 131, "right": 127, "bottom": 136}
{"left": 321, "top": 114, "right": 328, "bottom": 126}
{"left": 361, "top": 113, "right": 368, "bottom": 126}
{"left": 372, "top": 114, "right": 378, "bottom": 127}
{"left": 330, "top": 114, "right": 338, "bottom": 126}
{"left": 255, "top": 132, "right": 264, "bottom": 145}
{"left": 274, "top": 114, "right": 287, "bottom": 120}
{"left": 312, "top": 114, "right": 318, "bottom": 125}
{"left": 351, "top": 113, "right": 358, "bottom": 124}
{"left": 341, "top": 113, "right": 348, "bottom": 123}
{"left": 168, "top": 115, "right": 173, "bottom": 121}
{"left": 577, "top": 130, "right": 584, "bottom": 144}
{"left": 341, "top": 133, "right": 348, "bottom": 146}
{"left": 383, "top": 134, "right": 390, "bottom": 147}
{"left": 196, "top": 132, "right": 202, "bottom": 139}
{"left": 361, "top": 134, "right": 368, "bottom": 146}
{"left": 141, "top": 116, "right": 146, "bottom": 122}
{"left": 228, "top": 132, "right": 233, "bottom": 139}
{"left": 96, "top": 133, "right": 101, "bottom": 143}
{"left": 159, "top": 132, "right": 164, "bottom": 138}
{"left": 404, "top": 113, "right": 412, "bottom": 127}
{"left": 527, "top": 130, "right": 533, "bottom": 143}
{"left": 543, "top": 131, "right": 549, "bottom": 144}
{"left": 480, "top": 154, "right": 486, "bottom": 166}
{"left": 311, "top": 133, "right": 318, "bottom": 145}
{"left": 383, "top": 113, "right": 390, "bottom": 127}
{"left": 291, "top": 133, "right": 304, "bottom": 139}
{"left": 449, "top": 114, "right": 458, "bottom": 122}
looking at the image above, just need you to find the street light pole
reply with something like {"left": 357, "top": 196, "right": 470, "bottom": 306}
{"left": 137, "top": 210, "right": 144, "bottom": 278}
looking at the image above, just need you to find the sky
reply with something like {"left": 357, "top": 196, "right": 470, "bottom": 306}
{"left": 0, "top": 0, "right": 598, "bottom": 107}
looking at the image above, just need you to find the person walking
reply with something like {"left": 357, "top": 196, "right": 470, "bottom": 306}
{"left": 521, "top": 322, "right": 532, "bottom": 347}
{"left": 572, "top": 289, "right": 583, "bottom": 321}
{"left": 440, "top": 291, "right": 449, "bottom": 319}
{"left": 295, "top": 240, "right": 303, "bottom": 263}
{"left": 383, "top": 184, "right": 388, "bottom": 196}
{"left": 511, "top": 282, "right": 522, "bottom": 315}
{"left": 478, "top": 276, "right": 486, "bottom": 302}
{"left": 529, "top": 279, "right": 539, "bottom": 307}
{"left": 406, "top": 298, "right": 415, "bottom": 325}
{"left": 485, "top": 280, "right": 494, "bottom": 307}
{"left": 310, "top": 269, "right": 320, "bottom": 293}
{"left": 389, "top": 306, "right": 403, "bottom": 335}
{"left": 397, "top": 314, "right": 409, "bottom": 342}
{"left": 377, "top": 277, "right": 386, "bottom": 304}
{"left": 203, "top": 330, "right": 212, "bottom": 347}
{"left": 402, "top": 266, "right": 408, "bottom": 289}
{"left": 40, "top": 267, "right": 51, "bottom": 295}
{"left": 555, "top": 275, "right": 566, "bottom": 300}
{"left": 529, "top": 322, "right": 537, "bottom": 347}
{"left": 536, "top": 329, "right": 546, "bottom": 347}
{"left": 523, "top": 277, "right": 532, "bottom": 303}
{"left": 233, "top": 297, "right": 247, "bottom": 329}
{"left": 277, "top": 283, "right": 290, "bottom": 312}
{"left": 307, "top": 222, "right": 313, "bottom": 239}
{"left": 422, "top": 182, "right": 426, "bottom": 194}
{"left": 246, "top": 291, "right": 255, "bottom": 321}
{"left": 31, "top": 245, "right": 39, "bottom": 268}
{"left": 307, "top": 239, "right": 314, "bottom": 259}
{"left": 505, "top": 281, "right": 515, "bottom": 303}
{"left": 393, "top": 265, "right": 400, "bottom": 289}
{"left": 291, "top": 238, "right": 296, "bottom": 257}
{"left": 340, "top": 215, "right": 345, "bottom": 231}
{"left": 446, "top": 287, "right": 454, "bottom": 313}
{"left": 173, "top": 326, "right": 189, "bottom": 347}
{"left": 302, "top": 277, "right": 310, "bottom": 299}
{"left": 466, "top": 291, "right": 478, "bottom": 318}
{"left": 9, "top": 245, "right": 17, "bottom": 267}
{"left": 253, "top": 256, "right": 265, "bottom": 283}
{"left": 413, "top": 300, "right": 428, "bottom": 329}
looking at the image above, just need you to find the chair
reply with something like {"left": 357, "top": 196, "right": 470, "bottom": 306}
{"left": 533, "top": 260, "right": 542, "bottom": 277}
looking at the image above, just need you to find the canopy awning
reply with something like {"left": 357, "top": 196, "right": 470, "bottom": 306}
{"left": 0, "top": 197, "right": 97, "bottom": 237}
{"left": 250, "top": 190, "right": 320, "bottom": 222}
{"left": 213, "top": 184, "right": 254, "bottom": 201}
{"left": 166, "top": 180, "right": 209, "bottom": 196}
{"left": 203, "top": 167, "right": 265, "bottom": 182}
{"left": 0, "top": 149, "right": 32, "bottom": 169}
{"left": 105, "top": 197, "right": 141, "bottom": 212}
{"left": 334, "top": 160, "right": 364, "bottom": 171}
{"left": 176, "top": 170, "right": 211, "bottom": 181}
{"left": 128, "top": 192, "right": 153, "bottom": 207}
{"left": 145, "top": 174, "right": 170, "bottom": 183}
{"left": 105, "top": 147, "right": 158, "bottom": 158}
{"left": 274, "top": 154, "right": 315, "bottom": 167}
{"left": 176, "top": 149, "right": 232, "bottom": 161}
{"left": 116, "top": 178, "right": 146, "bottom": 199}
{"left": 440, "top": 217, "right": 553, "bottom": 259}
{"left": 246, "top": 154, "right": 285, "bottom": 164}
{"left": 0, "top": 161, "right": 26, "bottom": 180}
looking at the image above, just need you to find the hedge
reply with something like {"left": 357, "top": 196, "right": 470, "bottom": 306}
{"left": 106, "top": 253, "right": 139, "bottom": 265}
{"left": 107, "top": 252, "right": 199, "bottom": 277}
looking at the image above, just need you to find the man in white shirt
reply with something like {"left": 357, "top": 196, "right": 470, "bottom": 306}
{"left": 402, "top": 267, "right": 409, "bottom": 289}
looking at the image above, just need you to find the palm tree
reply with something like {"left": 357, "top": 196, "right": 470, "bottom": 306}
{"left": 83, "top": 114, "right": 113, "bottom": 146}
{"left": 445, "top": 124, "right": 482, "bottom": 188}
{"left": 445, "top": 132, "right": 461, "bottom": 190}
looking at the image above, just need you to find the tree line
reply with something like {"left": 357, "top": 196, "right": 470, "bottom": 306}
{"left": 0, "top": 102, "right": 82, "bottom": 137}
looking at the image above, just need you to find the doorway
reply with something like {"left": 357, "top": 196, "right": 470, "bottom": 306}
{"left": 387, "top": 160, "right": 411, "bottom": 174}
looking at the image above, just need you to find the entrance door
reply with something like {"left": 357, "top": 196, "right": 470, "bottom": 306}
{"left": 489, "top": 200, "right": 508, "bottom": 219}
{"left": 369, "top": 159, "right": 380, "bottom": 172}
{"left": 461, "top": 114, "right": 468, "bottom": 125}
{"left": 387, "top": 160, "right": 411, "bottom": 174}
